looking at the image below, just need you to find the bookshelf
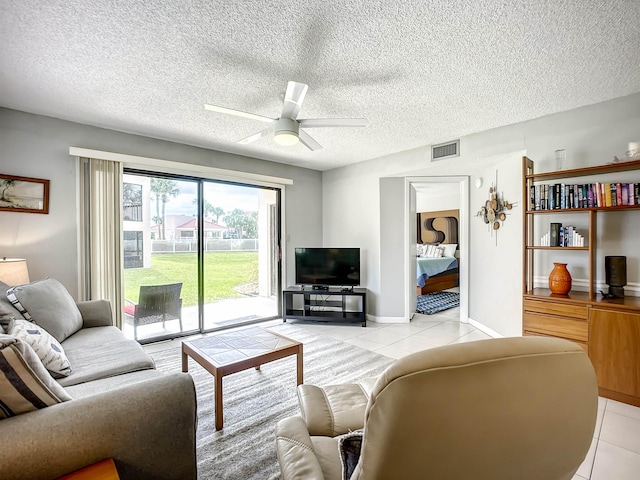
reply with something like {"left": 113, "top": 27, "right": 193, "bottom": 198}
{"left": 522, "top": 156, "right": 640, "bottom": 407}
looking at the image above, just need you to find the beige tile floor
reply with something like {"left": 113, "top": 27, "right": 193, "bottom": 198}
{"left": 145, "top": 305, "right": 640, "bottom": 479}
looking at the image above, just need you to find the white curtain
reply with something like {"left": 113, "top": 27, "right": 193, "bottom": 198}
{"left": 78, "top": 157, "right": 123, "bottom": 329}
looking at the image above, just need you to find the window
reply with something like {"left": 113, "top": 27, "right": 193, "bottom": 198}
{"left": 123, "top": 183, "right": 143, "bottom": 221}
{"left": 124, "top": 231, "right": 144, "bottom": 268}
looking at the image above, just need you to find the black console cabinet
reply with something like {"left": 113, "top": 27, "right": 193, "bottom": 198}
{"left": 282, "top": 287, "right": 367, "bottom": 326}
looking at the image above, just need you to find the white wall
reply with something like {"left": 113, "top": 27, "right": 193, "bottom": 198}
{"left": 468, "top": 154, "right": 523, "bottom": 336}
{"left": 378, "top": 177, "right": 406, "bottom": 320}
{"left": 323, "top": 92, "right": 640, "bottom": 336}
{"left": 0, "top": 108, "right": 322, "bottom": 298}
{"left": 416, "top": 185, "right": 460, "bottom": 212}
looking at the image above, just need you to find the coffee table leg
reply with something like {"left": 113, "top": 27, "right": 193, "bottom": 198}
{"left": 182, "top": 350, "right": 188, "bottom": 373}
{"left": 296, "top": 345, "right": 304, "bottom": 385}
{"left": 215, "top": 374, "right": 223, "bottom": 430}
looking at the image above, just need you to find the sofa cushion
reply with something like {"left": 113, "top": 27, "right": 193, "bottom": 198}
{"left": 65, "top": 369, "right": 164, "bottom": 399}
{"left": 0, "top": 334, "right": 72, "bottom": 419}
{"left": 6, "top": 278, "right": 83, "bottom": 343}
{"left": 0, "top": 281, "right": 23, "bottom": 328}
{"left": 8, "top": 318, "right": 72, "bottom": 378}
{"left": 61, "top": 325, "right": 128, "bottom": 351}
{"left": 58, "top": 339, "right": 155, "bottom": 387}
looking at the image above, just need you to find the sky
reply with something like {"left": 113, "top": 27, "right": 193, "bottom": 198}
{"left": 126, "top": 174, "right": 261, "bottom": 217}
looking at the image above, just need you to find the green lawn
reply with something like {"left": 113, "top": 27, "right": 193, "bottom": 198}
{"left": 124, "top": 251, "right": 258, "bottom": 307}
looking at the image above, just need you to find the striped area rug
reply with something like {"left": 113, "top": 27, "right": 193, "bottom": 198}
{"left": 151, "top": 323, "right": 392, "bottom": 480}
{"left": 416, "top": 291, "right": 460, "bottom": 314}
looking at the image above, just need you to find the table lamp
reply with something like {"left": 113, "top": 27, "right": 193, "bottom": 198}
{"left": 0, "top": 257, "right": 30, "bottom": 286}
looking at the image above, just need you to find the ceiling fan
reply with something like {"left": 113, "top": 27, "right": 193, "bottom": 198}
{"left": 204, "top": 81, "right": 368, "bottom": 151}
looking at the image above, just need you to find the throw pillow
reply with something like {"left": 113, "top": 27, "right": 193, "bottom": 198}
{"left": 6, "top": 278, "right": 83, "bottom": 343}
{"left": 0, "top": 334, "right": 72, "bottom": 419}
{"left": 441, "top": 243, "right": 457, "bottom": 257}
{"left": 8, "top": 318, "right": 72, "bottom": 378}
{"left": 338, "top": 429, "right": 364, "bottom": 480}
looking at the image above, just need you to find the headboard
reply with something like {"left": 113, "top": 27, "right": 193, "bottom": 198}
{"left": 418, "top": 209, "right": 459, "bottom": 244}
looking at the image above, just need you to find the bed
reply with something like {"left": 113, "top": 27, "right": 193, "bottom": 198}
{"left": 416, "top": 209, "right": 460, "bottom": 295}
{"left": 416, "top": 256, "right": 459, "bottom": 295}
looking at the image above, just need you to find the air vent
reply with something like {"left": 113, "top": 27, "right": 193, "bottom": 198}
{"left": 432, "top": 140, "right": 460, "bottom": 160}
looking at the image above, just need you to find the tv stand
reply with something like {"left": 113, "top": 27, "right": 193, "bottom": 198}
{"left": 282, "top": 287, "right": 367, "bottom": 326}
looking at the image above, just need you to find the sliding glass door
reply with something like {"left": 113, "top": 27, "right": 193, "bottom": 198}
{"left": 202, "top": 182, "right": 279, "bottom": 329}
{"left": 122, "top": 170, "right": 280, "bottom": 342}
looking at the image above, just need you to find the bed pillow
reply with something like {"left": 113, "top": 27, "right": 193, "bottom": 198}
{"left": 7, "top": 318, "right": 72, "bottom": 378}
{"left": 423, "top": 244, "right": 444, "bottom": 258}
{"left": 6, "top": 278, "right": 83, "bottom": 343}
{"left": 441, "top": 243, "right": 457, "bottom": 257}
{"left": 0, "top": 334, "right": 72, "bottom": 419}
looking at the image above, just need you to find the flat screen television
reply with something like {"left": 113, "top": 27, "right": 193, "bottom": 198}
{"left": 295, "top": 247, "right": 360, "bottom": 287}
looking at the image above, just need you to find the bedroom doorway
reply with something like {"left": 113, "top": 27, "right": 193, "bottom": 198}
{"left": 406, "top": 177, "right": 469, "bottom": 323}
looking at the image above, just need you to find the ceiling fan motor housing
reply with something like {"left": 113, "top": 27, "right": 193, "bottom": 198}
{"left": 273, "top": 118, "right": 300, "bottom": 138}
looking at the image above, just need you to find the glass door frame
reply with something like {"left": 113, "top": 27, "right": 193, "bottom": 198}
{"left": 124, "top": 168, "right": 282, "bottom": 343}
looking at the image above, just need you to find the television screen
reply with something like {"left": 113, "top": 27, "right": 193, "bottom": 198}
{"left": 295, "top": 248, "right": 360, "bottom": 286}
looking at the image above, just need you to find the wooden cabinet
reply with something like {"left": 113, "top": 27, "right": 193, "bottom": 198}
{"left": 523, "top": 298, "right": 589, "bottom": 352}
{"left": 590, "top": 308, "right": 640, "bottom": 404}
{"left": 522, "top": 156, "right": 640, "bottom": 407}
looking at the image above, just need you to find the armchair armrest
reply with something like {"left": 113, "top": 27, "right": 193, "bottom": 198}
{"left": 275, "top": 416, "right": 326, "bottom": 480}
{"left": 0, "top": 373, "right": 197, "bottom": 480}
{"left": 76, "top": 299, "right": 113, "bottom": 328}
{"left": 297, "top": 384, "right": 369, "bottom": 437}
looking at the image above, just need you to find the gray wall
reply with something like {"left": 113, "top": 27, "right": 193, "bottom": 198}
{"left": 322, "top": 93, "right": 640, "bottom": 335}
{"left": 0, "top": 108, "right": 322, "bottom": 298}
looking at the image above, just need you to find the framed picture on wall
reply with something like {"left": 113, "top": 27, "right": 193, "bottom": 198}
{"left": 0, "top": 174, "right": 50, "bottom": 214}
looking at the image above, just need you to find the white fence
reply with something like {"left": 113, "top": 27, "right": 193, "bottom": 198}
{"left": 151, "top": 238, "right": 258, "bottom": 253}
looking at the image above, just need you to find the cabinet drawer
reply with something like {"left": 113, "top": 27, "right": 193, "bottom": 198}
{"left": 523, "top": 331, "right": 588, "bottom": 354}
{"left": 524, "top": 299, "right": 588, "bottom": 320}
{"left": 523, "top": 312, "right": 588, "bottom": 342}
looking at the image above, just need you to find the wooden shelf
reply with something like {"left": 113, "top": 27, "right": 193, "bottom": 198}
{"left": 522, "top": 156, "right": 640, "bottom": 407}
{"left": 526, "top": 204, "right": 640, "bottom": 214}
{"left": 526, "top": 158, "right": 640, "bottom": 182}
{"left": 526, "top": 246, "right": 589, "bottom": 251}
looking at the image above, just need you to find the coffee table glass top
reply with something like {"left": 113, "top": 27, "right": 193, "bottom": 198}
{"left": 185, "top": 327, "right": 299, "bottom": 366}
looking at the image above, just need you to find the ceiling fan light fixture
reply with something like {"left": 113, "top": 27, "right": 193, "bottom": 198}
{"left": 273, "top": 118, "right": 299, "bottom": 146}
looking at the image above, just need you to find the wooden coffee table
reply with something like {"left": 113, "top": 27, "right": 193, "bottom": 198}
{"left": 182, "top": 327, "right": 303, "bottom": 430}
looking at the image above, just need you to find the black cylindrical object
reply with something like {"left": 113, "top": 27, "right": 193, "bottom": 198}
{"left": 605, "top": 256, "right": 627, "bottom": 297}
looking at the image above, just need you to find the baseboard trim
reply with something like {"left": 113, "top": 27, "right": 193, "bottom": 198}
{"left": 468, "top": 318, "right": 503, "bottom": 338}
{"left": 367, "top": 314, "right": 408, "bottom": 324}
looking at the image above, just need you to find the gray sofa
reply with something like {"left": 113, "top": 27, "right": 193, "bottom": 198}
{"left": 0, "top": 281, "right": 197, "bottom": 480}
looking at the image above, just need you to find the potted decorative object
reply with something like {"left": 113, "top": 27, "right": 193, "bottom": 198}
{"left": 602, "top": 255, "right": 627, "bottom": 298}
{"left": 548, "top": 263, "right": 572, "bottom": 294}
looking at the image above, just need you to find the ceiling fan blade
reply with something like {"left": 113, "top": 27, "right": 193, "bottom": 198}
{"left": 280, "top": 81, "right": 308, "bottom": 120}
{"left": 204, "top": 104, "right": 274, "bottom": 123}
{"left": 298, "top": 130, "right": 322, "bottom": 151}
{"left": 298, "top": 118, "right": 368, "bottom": 128}
{"left": 237, "top": 128, "right": 270, "bottom": 145}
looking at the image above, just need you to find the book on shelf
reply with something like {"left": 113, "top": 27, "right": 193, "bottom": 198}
{"left": 605, "top": 183, "right": 612, "bottom": 206}
{"left": 549, "top": 223, "right": 561, "bottom": 247}
{"left": 530, "top": 180, "right": 640, "bottom": 211}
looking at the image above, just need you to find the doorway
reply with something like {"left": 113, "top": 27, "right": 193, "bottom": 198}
{"left": 406, "top": 177, "right": 469, "bottom": 323}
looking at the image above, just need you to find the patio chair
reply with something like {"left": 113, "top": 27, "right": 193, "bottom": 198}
{"left": 124, "top": 283, "right": 183, "bottom": 340}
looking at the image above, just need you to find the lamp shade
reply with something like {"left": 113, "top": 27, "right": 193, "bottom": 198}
{"left": 0, "top": 258, "right": 30, "bottom": 286}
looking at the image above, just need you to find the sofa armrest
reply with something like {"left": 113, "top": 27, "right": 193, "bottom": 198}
{"left": 76, "top": 299, "right": 113, "bottom": 328}
{"left": 276, "top": 416, "right": 326, "bottom": 480}
{"left": 0, "top": 373, "right": 197, "bottom": 480}
{"left": 297, "top": 384, "right": 369, "bottom": 437}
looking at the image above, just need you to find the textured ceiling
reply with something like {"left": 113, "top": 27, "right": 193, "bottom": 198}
{"left": 1, "top": 1, "right": 639, "bottom": 171}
